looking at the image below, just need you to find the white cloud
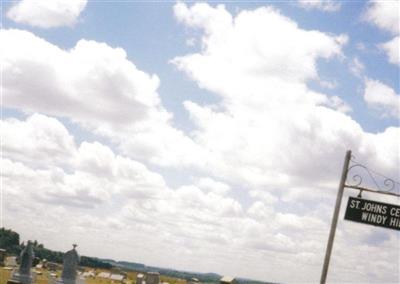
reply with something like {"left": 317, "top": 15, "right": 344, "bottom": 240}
{"left": 349, "top": 57, "right": 365, "bottom": 77}
{"left": 4, "top": 97, "right": 399, "bottom": 283}
{"left": 173, "top": 3, "right": 347, "bottom": 94}
{"left": 0, "top": 114, "right": 76, "bottom": 167}
{"left": 184, "top": 100, "right": 367, "bottom": 188}
{"left": 380, "top": 36, "right": 400, "bottom": 65}
{"left": 106, "top": 119, "right": 205, "bottom": 167}
{"left": 0, "top": 29, "right": 202, "bottom": 167}
{"left": 319, "top": 80, "right": 337, "bottom": 89}
{"left": 2, "top": 114, "right": 169, "bottom": 208}
{"left": 363, "top": 1, "right": 400, "bottom": 65}
{"left": 363, "top": 0, "right": 400, "bottom": 35}
{"left": 0, "top": 29, "right": 163, "bottom": 127}
{"left": 325, "top": 95, "right": 353, "bottom": 113}
{"left": 249, "top": 191, "right": 278, "bottom": 205}
{"left": 362, "top": 127, "right": 400, "bottom": 174}
{"left": 3, "top": 158, "right": 112, "bottom": 208}
{"left": 3, "top": 3, "right": 399, "bottom": 283}
{"left": 194, "top": 177, "right": 231, "bottom": 195}
{"left": 1, "top": 114, "right": 335, "bottom": 282}
{"left": 169, "top": 12, "right": 399, "bottom": 274}
{"left": 172, "top": 3, "right": 395, "bottom": 191}
{"left": 364, "top": 79, "right": 400, "bottom": 118}
{"left": 297, "top": 0, "right": 341, "bottom": 12}
{"left": 7, "top": 0, "right": 87, "bottom": 28}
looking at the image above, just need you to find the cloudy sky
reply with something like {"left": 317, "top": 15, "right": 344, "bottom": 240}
{"left": 1, "top": 0, "right": 399, "bottom": 283}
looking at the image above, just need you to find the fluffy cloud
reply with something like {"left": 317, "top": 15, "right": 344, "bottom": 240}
{"left": 0, "top": 114, "right": 76, "bottom": 167}
{"left": 0, "top": 28, "right": 201, "bottom": 167}
{"left": 0, "top": 29, "right": 163, "bottom": 126}
{"left": 364, "top": 79, "right": 400, "bottom": 118}
{"left": 349, "top": 57, "right": 365, "bottom": 77}
{"left": 296, "top": 0, "right": 341, "bottom": 12}
{"left": 363, "top": 0, "right": 399, "bottom": 35}
{"left": 173, "top": 3, "right": 347, "bottom": 97}
{"left": 169, "top": 10, "right": 399, "bottom": 281}
{"left": 172, "top": 3, "right": 399, "bottom": 190}
{"left": 105, "top": 118, "right": 204, "bottom": 167}
{"left": 3, "top": 3, "right": 399, "bottom": 283}
{"left": 1, "top": 115, "right": 289, "bottom": 281}
{"left": 7, "top": 0, "right": 87, "bottom": 28}
{"left": 2, "top": 114, "right": 169, "bottom": 208}
{"left": 380, "top": 36, "right": 400, "bottom": 65}
{"left": 3, "top": 157, "right": 112, "bottom": 208}
{"left": 194, "top": 177, "right": 231, "bottom": 195}
{"left": 0, "top": 114, "right": 336, "bottom": 282}
{"left": 364, "top": 1, "right": 400, "bottom": 65}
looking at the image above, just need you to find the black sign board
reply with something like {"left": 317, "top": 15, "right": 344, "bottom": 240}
{"left": 344, "top": 197, "right": 400, "bottom": 231}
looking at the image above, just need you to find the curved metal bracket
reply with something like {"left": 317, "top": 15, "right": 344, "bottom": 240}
{"left": 346, "top": 155, "right": 398, "bottom": 195}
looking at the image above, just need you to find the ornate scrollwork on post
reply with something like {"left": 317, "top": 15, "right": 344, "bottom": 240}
{"left": 346, "top": 155, "right": 399, "bottom": 197}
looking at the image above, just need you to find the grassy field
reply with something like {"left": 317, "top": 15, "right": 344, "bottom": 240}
{"left": 0, "top": 268, "right": 12, "bottom": 284}
{"left": 0, "top": 267, "right": 188, "bottom": 284}
{"left": 0, "top": 267, "right": 55, "bottom": 284}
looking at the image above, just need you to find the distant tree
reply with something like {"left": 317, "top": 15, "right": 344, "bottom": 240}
{"left": 34, "top": 246, "right": 63, "bottom": 264}
{"left": 80, "top": 256, "right": 112, "bottom": 269}
{"left": 0, "top": 227, "right": 21, "bottom": 255}
{"left": 0, "top": 228, "right": 112, "bottom": 269}
{"left": 33, "top": 257, "right": 41, "bottom": 267}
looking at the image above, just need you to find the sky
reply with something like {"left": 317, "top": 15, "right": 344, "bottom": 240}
{"left": 0, "top": 0, "right": 399, "bottom": 283}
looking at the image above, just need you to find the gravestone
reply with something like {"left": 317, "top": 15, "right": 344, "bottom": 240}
{"left": 146, "top": 272, "right": 160, "bottom": 284}
{"left": 7, "top": 280, "right": 22, "bottom": 284}
{"left": 11, "top": 241, "right": 34, "bottom": 284}
{"left": 5, "top": 256, "right": 17, "bottom": 267}
{"left": 136, "top": 273, "right": 145, "bottom": 284}
{"left": 59, "top": 244, "right": 80, "bottom": 284}
{"left": 19, "top": 241, "right": 34, "bottom": 276}
{"left": 0, "top": 249, "right": 6, "bottom": 266}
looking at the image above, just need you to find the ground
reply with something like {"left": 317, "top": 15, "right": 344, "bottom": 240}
{"left": 0, "top": 267, "right": 187, "bottom": 284}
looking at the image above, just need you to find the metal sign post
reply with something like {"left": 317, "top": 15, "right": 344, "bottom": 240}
{"left": 320, "top": 150, "right": 400, "bottom": 283}
{"left": 320, "top": 150, "right": 352, "bottom": 284}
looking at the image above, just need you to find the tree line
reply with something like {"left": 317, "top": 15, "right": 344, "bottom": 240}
{"left": 0, "top": 228, "right": 111, "bottom": 269}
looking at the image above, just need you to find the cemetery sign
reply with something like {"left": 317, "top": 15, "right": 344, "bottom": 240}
{"left": 321, "top": 150, "right": 400, "bottom": 284}
{"left": 344, "top": 197, "right": 400, "bottom": 231}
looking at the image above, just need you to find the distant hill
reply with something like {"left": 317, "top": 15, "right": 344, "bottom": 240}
{"left": 103, "top": 259, "right": 146, "bottom": 271}
{"left": 101, "top": 259, "right": 274, "bottom": 284}
{"left": 1, "top": 228, "right": 276, "bottom": 284}
{"left": 101, "top": 258, "right": 221, "bottom": 282}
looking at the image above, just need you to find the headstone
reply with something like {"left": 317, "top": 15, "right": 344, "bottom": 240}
{"left": 19, "top": 242, "right": 34, "bottom": 276}
{"left": 136, "top": 273, "right": 145, "bottom": 284}
{"left": 5, "top": 256, "right": 17, "bottom": 267}
{"left": 0, "top": 249, "right": 6, "bottom": 266}
{"left": 220, "top": 276, "right": 236, "bottom": 284}
{"left": 146, "top": 272, "right": 160, "bottom": 284}
{"left": 59, "top": 244, "right": 80, "bottom": 284}
{"left": 10, "top": 241, "right": 34, "bottom": 284}
{"left": 188, "top": 278, "right": 200, "bottom": 284}
{"left": 46, "top": 262, "right": 59, "bottom": 271}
